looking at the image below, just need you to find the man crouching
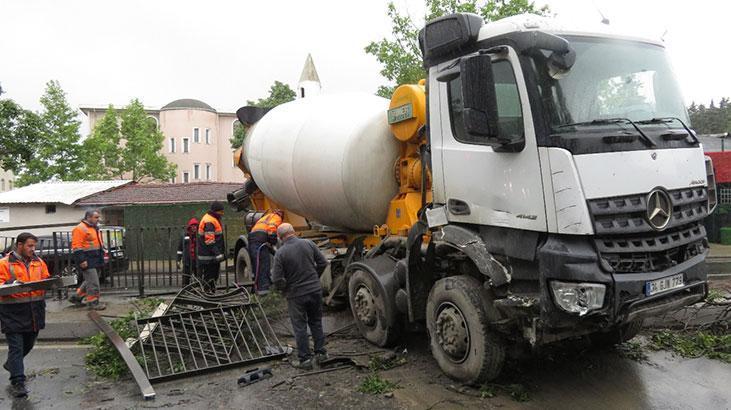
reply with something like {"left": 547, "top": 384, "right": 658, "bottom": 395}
{"left": 271, "top": 223, "right": 328, "bottom": 370}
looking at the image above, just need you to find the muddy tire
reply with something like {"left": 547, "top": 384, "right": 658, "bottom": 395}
{"left": 590, "top": 320, "right": 644, "bottom": 348}
{"left": 348, "top": 269, "right": 399, "bottom": 347}
{"left": 426, "top": 275, "right": 505, "bottom": 385}
{"left": 235, "top": 247, "right": 252, "bottom": 284}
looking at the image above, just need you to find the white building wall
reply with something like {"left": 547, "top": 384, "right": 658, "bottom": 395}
{"left": 0, "top": 203, "right": 84, "bottom": 238}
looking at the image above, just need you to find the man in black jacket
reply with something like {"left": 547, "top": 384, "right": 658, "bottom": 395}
{"left": 271, "top": 223, "right": 328, "bottom": 370}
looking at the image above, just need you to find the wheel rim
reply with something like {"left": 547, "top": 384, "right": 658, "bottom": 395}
{"left": 435, "top": 302, "right": 470, "bottom": 363}
{"left": 353, "top": 284, "right": 377, "bottom": 327}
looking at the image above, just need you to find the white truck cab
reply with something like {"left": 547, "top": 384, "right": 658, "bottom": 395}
{"left": 412, "top": 13, "right": 715, "bottom": 382}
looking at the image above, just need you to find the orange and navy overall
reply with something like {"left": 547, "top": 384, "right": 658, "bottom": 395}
{"left": 248, "top": 212, "right": 283, "bottom": 293}
{"left": 71, "top": 221, "right": 104, "bottom": 302}
{"left": 197, "top": 212, "right": 224, "bottom": 289}
{"left": 0, "top": 253, "right": 50, "bottom": 333}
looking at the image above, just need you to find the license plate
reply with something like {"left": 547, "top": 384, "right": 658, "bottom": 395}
{"left": 645, "top": 273, "right": 684, "bottom": 296}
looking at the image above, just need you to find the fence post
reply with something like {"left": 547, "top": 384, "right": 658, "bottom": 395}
{"left": 138, "top": 227, "right": 145, "bottom": 297}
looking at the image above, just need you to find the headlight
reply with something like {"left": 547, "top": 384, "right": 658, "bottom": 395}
{"left": 550, "top": 281, "right": 606, "bottom": 316}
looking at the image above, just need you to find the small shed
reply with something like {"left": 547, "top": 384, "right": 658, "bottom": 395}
{"left": 0, "top": 180, "right": 131, "bottom": 238}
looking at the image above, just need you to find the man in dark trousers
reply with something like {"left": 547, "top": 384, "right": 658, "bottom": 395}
{"left": 271, "top": 223, "right": 328, "bottom": 370}
{"left": 197, "top": 202, "right": 225, "bottom": 291}
{"left": 247, "top": 209, "right": 284, "bottom": 295}
{"left": 177, "top": 217, "right": 199, "bottom": 286}
{"left": 69, "top": 210, "right": 105, "bottom": 310}
{"left": 0, "top": 233, "right": 50, "bottom": 398}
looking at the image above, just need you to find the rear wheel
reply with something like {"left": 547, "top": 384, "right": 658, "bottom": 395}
{"left": 427, "top": 275, "right": 505, "bottom": 384}
{"left": 348, "top": 269, "right": 399, "bottom": 347}
{"left": 590, "top": 320, "right": 644, "bottom": 348}
{"left": 235, "top": 247, "right": 252, "bottom": 284}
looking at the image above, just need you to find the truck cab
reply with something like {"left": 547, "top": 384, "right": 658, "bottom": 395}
{"left": 403, "top": 13, "right": 715, "bottom": 381}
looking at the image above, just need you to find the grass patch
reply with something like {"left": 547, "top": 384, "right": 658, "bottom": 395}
{"left": 256, "top": 291, "right": 287, "bottom": 319}
{"left": 358, "top": 373, "right": 398, "bottom": 395}
{"left": 83, "top": 297, "right": 163, "bottom": 379}
{"left": 368, "top": 354, "right": 407, "bottom": 371}
{"left": 617, "top": 340, "right": 650, "bottom": 363}
{"left": 649, "top": 329, "right": 731, "bottom": 363}
{"left": 706, "top": 288, "right": 726, "bottom": 304}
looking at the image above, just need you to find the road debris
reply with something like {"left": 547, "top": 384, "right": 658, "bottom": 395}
{"left": 238, "top": 367, "right": 273, "bottom": 387}
{"left": 88, "top": 310, "right": 156, "bottom": 400}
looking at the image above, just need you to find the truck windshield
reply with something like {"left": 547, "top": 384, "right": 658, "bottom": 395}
{"left": 535, "top": 36, "right": 689, "bottom": 132}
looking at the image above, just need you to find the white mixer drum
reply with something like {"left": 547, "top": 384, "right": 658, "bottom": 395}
{"left": 243, "top": 93, "right": 400, "bottom": 231}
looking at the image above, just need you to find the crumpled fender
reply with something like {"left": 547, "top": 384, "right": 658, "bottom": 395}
{"left": 432, "top": 224, "right": 511, "bottom": 287}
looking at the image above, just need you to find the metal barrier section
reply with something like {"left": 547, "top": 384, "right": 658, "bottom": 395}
{"left": 133, "top": 284, "right": 286, "bottom": 383}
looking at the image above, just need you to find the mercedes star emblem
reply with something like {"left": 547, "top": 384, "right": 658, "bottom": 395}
{"left": 646, "top": 189, "right": 672, "bottom": 230}
{"left": 651, "top": 152, "right": 658, "bottom": 160}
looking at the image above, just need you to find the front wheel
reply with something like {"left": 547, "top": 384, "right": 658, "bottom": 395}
{"left": 427, "top": 275, "right": 505, "bottom": 384}
{"left": 235, "top": 247, "right": 252, "bottom": 284}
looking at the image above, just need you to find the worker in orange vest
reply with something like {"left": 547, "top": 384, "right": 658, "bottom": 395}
{"left": 247, "top": 209, "right": 284, "bottom": 295}
{"left": 69, "top": 210, "right": 105, "bottom": 310}
{"left": 0, "top": 233, "right": 50, "bottom": 398}
{"left": 197, "top": 202, "right": 226, "bottom": 291}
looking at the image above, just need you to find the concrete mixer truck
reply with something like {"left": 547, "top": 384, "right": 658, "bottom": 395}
{"left": 228, "top": 13, "right": 717, "bottom": 383}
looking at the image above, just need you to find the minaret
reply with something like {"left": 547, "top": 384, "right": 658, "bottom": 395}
{"left": 297, "top": 54, "right": 321, "bottom": 99}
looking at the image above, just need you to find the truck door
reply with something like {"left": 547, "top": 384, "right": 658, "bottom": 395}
{"left": 431, "top": 47, "right": 547, "bottom": 232}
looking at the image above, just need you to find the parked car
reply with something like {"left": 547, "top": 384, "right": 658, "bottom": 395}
{"left": 2, "top": 227, "right": 129, "bottom": 283}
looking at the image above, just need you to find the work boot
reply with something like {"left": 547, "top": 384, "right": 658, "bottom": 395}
{"left": 9, "top": 381, "right": 28, "bottom": 398}
{"left": 315, "top": 352, "right": 329, "bottom": 365}
{"left": 87, "top": 301, "right": 106, "bottom": 311}
{"left": 68, "top": 294, "right": 83, "bottom": 306}
{"left": 292, "top": 358, "right": 313, "bottom": 371}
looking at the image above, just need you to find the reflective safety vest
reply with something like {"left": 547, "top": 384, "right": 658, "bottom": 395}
{"left": 197, "top": 212, "right": 224, "bottom": 262}
{"left": 72, "top": 221, "right": 104, "bottom": 269}
{"left": 251, "top": 213, "right": 283, "bottom": 235}
{"left": 0, "top": 253, "right": 50, "bottom": 304}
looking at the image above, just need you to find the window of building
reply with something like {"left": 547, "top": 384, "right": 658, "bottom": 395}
{"left": 45, "top": 204, "right": 56, "bottom": 214}
{"left": 8, "top": 180, "right": 12, "bottom": 190}
{"left": 183, "top": 137, "right": 190, "bottom": 153}
{"left": 1, "top": 179, "right": 4, "bottom": 191}
{"left": 170, "top": 176, "right": 176, "bottom": 183}
{"left": 194, "top": 163, "right": 200, "bottom": 180}
{"left": 447, "top": 59, "right": 523, "bottom": 146}
{"left": 206, "top": 164, "right": 211, "bottom": 180}
{"left": 205, "top": 128, "right": 210, "bottom": 144}
{"left": 193, "top": 128, "right": 200, "bottom": 143}
{"left": 169, "top": 137, "right": 176, "bottom": 153}
{"left": 183, "top": 172, "right": 190, "bottom": 183}
{"left": 300, "top": 87, "right": 305, "bottom": 98}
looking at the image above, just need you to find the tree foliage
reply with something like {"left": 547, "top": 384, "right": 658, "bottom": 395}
{"left": 0, "top": 99, "right": 41, "bottom": 174}
{"left": 119, "top": 99, "right": 177, "bottom": 182}
{"left": 18, "top": 80, "right": 83, "bottom": 185}
{"left": 230, "top": 81, "right": 296, "bottom": 149}
{"left": 82, "top": 105, "right": 122, "bottom": 179}
{"left": 689, "top": 98, "right": 731, "bottom": 135}
{"left": 365, "top": 0, "right": 550, "bottom": 97}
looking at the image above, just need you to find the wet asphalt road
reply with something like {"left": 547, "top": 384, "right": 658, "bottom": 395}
{"left": 0, "top": 337, "right": 728, "bottom": 409}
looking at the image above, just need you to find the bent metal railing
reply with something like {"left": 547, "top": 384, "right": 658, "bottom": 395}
{"left": 132, "top": 283, "right": 285, "bottom": 383}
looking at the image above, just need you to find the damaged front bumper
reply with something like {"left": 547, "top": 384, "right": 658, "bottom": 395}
{"left": 507, "top": 235, "right": 708, "bottom": 345}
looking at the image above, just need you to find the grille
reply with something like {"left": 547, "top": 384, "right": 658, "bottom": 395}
{"left": 588, "top": 188, "right": 709, "bottom": 273}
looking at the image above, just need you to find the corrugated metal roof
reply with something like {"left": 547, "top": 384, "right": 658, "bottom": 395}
{"left": 0, "top": 180, "right": 131, "bottom": 205}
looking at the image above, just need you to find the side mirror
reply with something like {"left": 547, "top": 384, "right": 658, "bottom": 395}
{"left": 460, "top": 54, "right": 499, "bottom": 138}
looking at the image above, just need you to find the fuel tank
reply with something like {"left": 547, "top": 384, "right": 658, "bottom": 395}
{"left": 243, "top": 94, "right": 400, "bottom": 231}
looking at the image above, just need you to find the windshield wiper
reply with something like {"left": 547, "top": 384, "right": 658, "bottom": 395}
{"left": 557, "top": 117, "right": 656, "bottom": 147}
{"left": 635, "top": 117, "right": 699, "bottom": 144}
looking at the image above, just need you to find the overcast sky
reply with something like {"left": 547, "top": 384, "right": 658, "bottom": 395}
{"left": 1, "top": 0, "right": 728, "bottom": 134}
